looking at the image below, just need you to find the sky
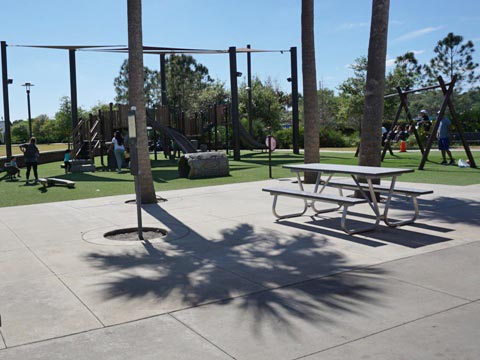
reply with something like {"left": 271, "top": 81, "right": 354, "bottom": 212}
{"left": 1, "top": 0, "right": 480, "bottom": 122}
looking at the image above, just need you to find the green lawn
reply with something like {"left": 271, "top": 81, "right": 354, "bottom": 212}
{"left": 1, "top": 149, "right": 479, "bottom": 208}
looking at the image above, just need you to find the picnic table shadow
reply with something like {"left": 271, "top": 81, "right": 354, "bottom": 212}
{"left": 276, "top": 195, "right": 479, "bottom": 248}
{"left": 84, "top": 203, "right": 387, "bottom": 334}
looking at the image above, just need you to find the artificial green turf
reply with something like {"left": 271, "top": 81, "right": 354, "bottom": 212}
{"left": 1, "top": 149, "right": 478, "bottom": 208}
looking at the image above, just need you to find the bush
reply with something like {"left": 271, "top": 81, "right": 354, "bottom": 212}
{"left": 319, "top": 128, "right": 348, "bottom": 147}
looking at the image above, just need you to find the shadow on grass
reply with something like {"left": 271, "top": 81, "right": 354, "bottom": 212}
{"left": 84, "top": 203, "right": 387, "bottom": 334}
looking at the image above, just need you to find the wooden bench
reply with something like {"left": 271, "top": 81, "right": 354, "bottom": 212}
{"left": 262, "top": 187, "right": 375, "bottom": 235}
{"left": 325, "top": 179, "right": 433, "bottom": 227}
{"left": 38, "top": 178, "right": 76, "bottom": 189}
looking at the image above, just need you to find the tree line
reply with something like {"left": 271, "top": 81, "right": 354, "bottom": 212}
{"left": 7, "top": 32, "right": 479, "bottom": 146}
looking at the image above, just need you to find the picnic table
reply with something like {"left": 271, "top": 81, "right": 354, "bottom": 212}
{"left": 263, "top": 163, "right": 433, "bottom": 234}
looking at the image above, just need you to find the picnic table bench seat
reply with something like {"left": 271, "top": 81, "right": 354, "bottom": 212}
{"left": 262, "top": 187, "right": 373, "bottom": 234}
{"left": 325, "top": 179, "right": 433, "bottom": 227}
{"left": 325, "top": 179, "right": 433, "bottom": 196}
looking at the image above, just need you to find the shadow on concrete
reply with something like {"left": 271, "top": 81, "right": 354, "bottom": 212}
{"left": 84, "top": 202, "right": 386, "bottom": 331}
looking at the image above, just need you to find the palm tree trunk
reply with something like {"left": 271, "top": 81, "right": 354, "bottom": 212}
{"left": 127, "top": 0, "right": 156, "bottom": 203}
{"left": 359, "top": 0, "right": 390, "bottom": 168}
{"left": 301, "top": 0, "right": 320, "bottom": 184}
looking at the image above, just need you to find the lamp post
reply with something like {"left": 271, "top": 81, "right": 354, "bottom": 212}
{"left": 22, "top": 82, "right": 34, "bottom": 138}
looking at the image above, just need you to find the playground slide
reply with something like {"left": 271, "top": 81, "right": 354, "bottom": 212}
{"left": 239, "top": 123, "right": 267, "bottom": 149}
{"left": 147, "top": 120, "right": 197, "bottom": 154}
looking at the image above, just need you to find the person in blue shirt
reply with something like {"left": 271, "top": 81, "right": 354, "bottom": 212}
{"left": 64, "top": 149, "right": 72, "bottom": 173}
{"left": 436, "top": 112, "right": 455, "bottom": 165}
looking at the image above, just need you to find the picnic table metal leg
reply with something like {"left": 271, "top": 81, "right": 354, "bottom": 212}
{"left": 340, "top": 204, "right": 379, "bottom": 235}
{"left": 271, "top": 194, "right": 308, "bottom": 220}
{"left": 383, "top": 195, "right": 420, "bottom": 227}
{"left": 311, "top": 174, "right": 342, "bottom": 214}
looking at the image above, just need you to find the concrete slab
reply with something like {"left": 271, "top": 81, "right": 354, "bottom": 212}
{"left": 197, "top": 233, "right": 380, "bottom": 288}
{"left": 0, "top": 179, "right": 479, "bottom": 359}
{"left": 378, "top": 241, "right": 480, "bottom": 300}
{"left": 60, "top": 256, "right": 265, "bottom": 326}
{"left": 0, "top": 249, "right": 52, "bottom": 285}
{"left": 173, "top": 270, "right": 467, "bottom": 360}
{"left": 0, "top": 226, "right": 24, "bottom": 252}
{"left": 304, "top": 301, "right": 480, "bottom": 360}
{"left": 0, "top": 314, "right": 231, "bottom": 360}
{"left": 0, "top": 276, "right": 102, "bottom": 347}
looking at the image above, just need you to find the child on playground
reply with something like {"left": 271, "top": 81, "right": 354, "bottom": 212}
{"left": 9, "top": 156, "right": 21, "bottom": 178}
{"left": 64, "top": 149, "right": 72, "bottom": 173}
{"left": 111, "top": 131, "right": 125, "bottom": 173}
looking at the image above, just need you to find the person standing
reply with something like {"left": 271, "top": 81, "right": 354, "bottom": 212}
{"left": 20, "top": 137, "right": 40, "bottom": 184}
{"left": 437, "top": 112, "right": 455, "bottom": 165}
{"left": 111, "top": 131, "right": 125, "bottom": 173}
{"left": 64, "top": 149, "right": 72, "bottom": 173}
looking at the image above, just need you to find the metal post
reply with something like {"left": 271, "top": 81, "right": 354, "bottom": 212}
{"left": 213, "top": 104, "right": 218, "bottom": 151}
{"left": 160, "top": 54, "right": 167, "bottom": 106}
{"left": 268, "top": 135, "right": 272, "bottom": 178}
{"left": 21, "top": 83, "right": 34, "bottom": 138}
{"left": 153, "top": 104, "right": 158, "bottom": 161}
{"left": 229, "top": 46, "right": 240, "bottom": 161}
{"left": 247, "top": 44, "right": 253, "bottom": 135}
{"left": 69, "top": 49, "right": 78, "bottom": 130}
{"left": 290, "top": 47, "right": 299, "bottom": 154}
{"left": 128, "top": 108, "right": 143, "bottom": 240}
{"left": 224, "top": 106, "right": 229, "bottom": 154}
{"left": 1, "top": 41, "right": 12, "bottom": 159}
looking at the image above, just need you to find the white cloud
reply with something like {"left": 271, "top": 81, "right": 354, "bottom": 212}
{"left": 393, "top": 26, "right": 444, "bottom": 42}
{"left": 336, "top": 22, "right": 369, "bottom": 31}
{"left": 386, "top": 58, "right": 396, "bottom": 67}
{"left": 411, "top": 49, "right": 425, "bottom": 55}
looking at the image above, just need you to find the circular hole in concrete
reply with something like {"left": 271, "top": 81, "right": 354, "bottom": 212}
{"left": 104, "top": 227, "right": 167, "bottom": 241}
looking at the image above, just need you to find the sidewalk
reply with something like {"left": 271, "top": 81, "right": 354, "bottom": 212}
{"left": 0, "top": 179, "right": 479, "bottom": 359}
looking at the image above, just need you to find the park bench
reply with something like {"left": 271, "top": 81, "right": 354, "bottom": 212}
{"left": 262, "top": 187, "right": 371, "bottom": 234}
{"left": 38, "top": 177, "right": 76, "bottom": 189}
{"left": 325, "top": 179, "right": 433, "bottom": 227}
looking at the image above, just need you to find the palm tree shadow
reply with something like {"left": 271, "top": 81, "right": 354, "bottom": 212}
{"left": 84, "top": 202, "right": 387, "bottom": 334}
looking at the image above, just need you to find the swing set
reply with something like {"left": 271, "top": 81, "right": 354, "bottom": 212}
{"left": 381, "top": 75, "right": 477, "bottom": 170}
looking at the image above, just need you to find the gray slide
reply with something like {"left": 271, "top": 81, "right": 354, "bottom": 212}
{"left": 239, "top": 123, "right": 266, "bottom": 149}
{"left": 147, "top": 120, "right": 197, "bottom": 154}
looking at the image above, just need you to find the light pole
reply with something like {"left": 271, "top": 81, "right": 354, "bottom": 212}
{"left": 22, "top": 82, "right": 34, "bottom": 138}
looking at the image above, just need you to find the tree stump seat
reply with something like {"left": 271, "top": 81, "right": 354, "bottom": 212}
{"left": 178, "top": 152, "right": 229, "bottom": 179}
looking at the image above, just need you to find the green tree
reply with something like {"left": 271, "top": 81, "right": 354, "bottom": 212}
{"left": 10, "top": 120, "right": 29, "bottom": 143}
{"left": 317, "top": 85, "right": 339, "bottom": 128}
{"left": 337, "top": 56, "right": 367, "bottom": 131}
{"left": 114, "top": 59, "right": 161, "bottom": 107}
{"left": 238, "top": 77, "right": 284, "bottom": 131}
{"left": 388, "top": 51, "right": 422, "bottom": 90}
{"left": 166, "top": 54, "right": 213, "bottom": 114}
{"left": 425, "top": 32, "right": 479, "bottom": 90}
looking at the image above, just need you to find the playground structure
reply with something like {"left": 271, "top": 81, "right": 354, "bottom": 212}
{"left": 70, "top": 101, "right": 269, "bottom": 169}
{"left": 1, "top": 42, "right": 300, "bottom": 165}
